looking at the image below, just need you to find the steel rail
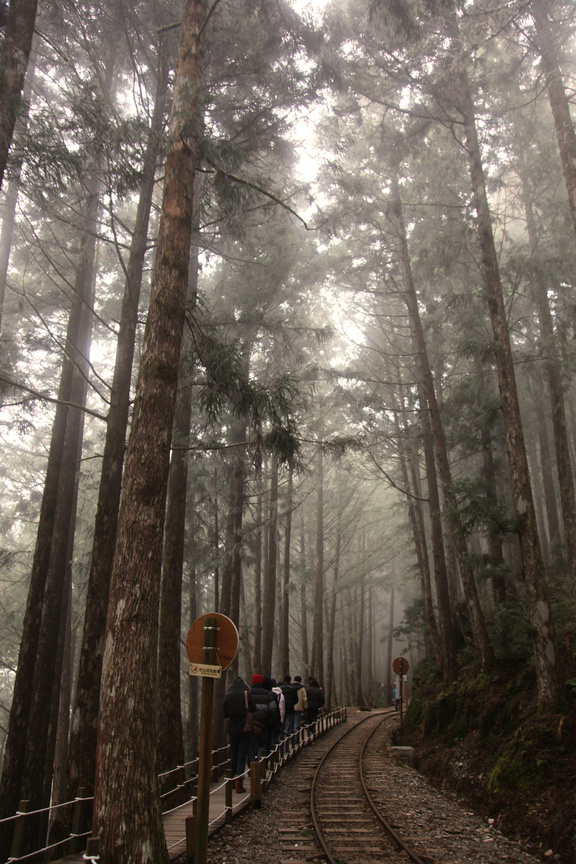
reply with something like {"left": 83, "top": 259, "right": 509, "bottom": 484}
{"left": 309, "top": 709, "right": 392, "bottom": 864}
{"left": 359, "top": 714, "right": 432, "bottom": 864}
{"left": 309, "top": 709, "right": 430, "bottom": 864}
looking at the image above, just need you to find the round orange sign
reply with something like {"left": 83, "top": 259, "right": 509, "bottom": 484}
{"left": 392, "top": 657, "right": 410, "bottom": 676}
{"left": 186, "top": 613, "right": 239, "bottom": 670}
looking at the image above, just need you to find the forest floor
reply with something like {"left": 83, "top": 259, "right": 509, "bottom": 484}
{"left": 400, "top": 658, "right": 576, "bottom": 864}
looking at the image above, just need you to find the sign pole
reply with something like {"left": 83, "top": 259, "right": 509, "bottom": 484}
{"left": 186, "top": 612, "right": 238, "bottom": 864}
{"left": 392, "top": 656, "right": 410, "bottom": 734}
{"left": 399, "top": 657, "right": 404, "bottom": 731}
{"left": 194, "top": 616, "right": 217, "bottom": 864}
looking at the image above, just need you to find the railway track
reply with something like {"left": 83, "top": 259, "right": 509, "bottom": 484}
{"left": 276, "top": 710, "right": 432, "bottom": 864}
{"left": 207, "top": 710, "right": 546, "bottom": 864}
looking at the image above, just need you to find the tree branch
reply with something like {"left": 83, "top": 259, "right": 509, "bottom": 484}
{"left": 0, "top": 374, "right": 108, "bottom": 422}
{"left": 197, "top": 164, "right": 311, "bottom": 230}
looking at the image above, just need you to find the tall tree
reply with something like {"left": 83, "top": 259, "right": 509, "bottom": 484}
{"left": 310, "top": 442, "right": 325, "bottom": 683}
{"left": 388, "top": 168, "right": 493, "bottom": 671}
{"left": 0, "top": 0, "right": 38, "bottom": 189}
{"left": 92, "top": 1, "right": 207, "bottom": 860}
{"left": 530, "top": 0, "right": 576, "bottom": 239}
{"left": 261, "top": 456, "right": 279, "bottom": 676}
{"left": 446, "top": 37, "right": 559, "bottom": 703}
{"left": 66, "top": 30, "right": 171, "bottom": 803}
{"left": 0, "top": 131, "right": 106, "bottom": 856}
{"left": 279, "top": 460, "right": 294, "bottom": 677}
{"left": 156, "top": 257, "right": 199, "bottom": 777}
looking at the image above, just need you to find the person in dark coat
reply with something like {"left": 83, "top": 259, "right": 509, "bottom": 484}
{"left": 222, "top": 675, "right": 256, "bottom": 792}
{"left": 280, "top": 674, "right": 298, "bottom": 736}
{"left": 247, "top": 674, "right": 279, "bottom": 764}
{"left": 305, "top": 678, "right": 325, "bottom": 734}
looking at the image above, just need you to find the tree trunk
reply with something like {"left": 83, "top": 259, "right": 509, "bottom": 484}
{"left": 480, "top": 423, "right": 508, "bottom": 605}
{"left": 395, "top": 396, "right": 444, "bottom": 670}
{"left": 455, "top": 63, "right": 558, "bottom": 704}
{"left": 366, "top": 584, "right": 374, "bottom": 705}
{"left": 93, "top": 3, "right": 206, "bottom": 860}
{"left": 213, "top": 471, "right": 220, "bottom": 611}
{"left": 532, "top": 373, "right": 561, "bottom": 560}
{"left": 0, "top": 0, "right": 38, "bottom": 190}
{"left": 21, "top": 216, "right": 96, "bottom": 850}
{"left": 261, "top": 457, "right": 278, "bottom": 676}
{"left": 156, "top": 257, "right": 199, "bottom": 778}
{"left": 279, "top": 462, "right": 293, "bottom": 677}
{"left": 386, "top": 585, "right": 394, "bottom": 706}
{"left": 522, "top": 173, "right": 576, "bottom": 573}
{"left": 311, "top": 443, "right": 324, "bottom": 683}
{"left": 299, "top": 511, "right": 309, "bottom": 673}
{"left": 51, "top": 584, "right": 75, "bottom": 809}
{"left": 230, "top": 425, "right": 247, "bottom": 631}
{"left": 0, "top": 52, "right": 34, "bottom": 331}
{"left": 325, "top": 521, "right": 340, "bottom": 711}
{"left": 251, "top": 477, "right": 263, "bottom": 671}
{"left": 0, "top": 176, "right": 99, "bottom": 856}
{"left": 355, "top": 565, "right": 365, "bottom": 707}
{"left": 186, "top": 565, "right": 199, "bottom": 763}
{"left": 389, "top": 170, "right": 493, "bottom": 671}
{"left": 531, "top": 0, "right": 576, "bottom": 238}
{"left": 65, "top": 42, "right": 170, "bottom": 802}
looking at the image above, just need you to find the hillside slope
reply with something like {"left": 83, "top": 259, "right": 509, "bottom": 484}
{"left": 401, "top": 661, "right": 576, "bottom": 863}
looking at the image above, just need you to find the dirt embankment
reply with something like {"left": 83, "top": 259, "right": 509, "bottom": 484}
{"left": 399, "top": 662, "right": 576, "bottom": 863}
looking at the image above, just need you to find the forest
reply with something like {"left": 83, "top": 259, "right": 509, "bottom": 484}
{"left": 0, "top": 0, "right": 575, "bottom": 861}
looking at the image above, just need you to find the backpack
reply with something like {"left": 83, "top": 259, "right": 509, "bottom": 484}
{"left": 281, "top": 683, "right": 298, "bottom": 711}
{"left": 253, "top": 691, "right": 278, "bottom": 727}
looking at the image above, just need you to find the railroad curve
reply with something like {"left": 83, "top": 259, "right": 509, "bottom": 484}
{"left": 309, "top": 709, "right": 430, "bottom": 864}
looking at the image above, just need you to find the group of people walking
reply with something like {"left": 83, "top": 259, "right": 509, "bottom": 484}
{"left": 223, "top": 673, "right": 325, "bottom": 792}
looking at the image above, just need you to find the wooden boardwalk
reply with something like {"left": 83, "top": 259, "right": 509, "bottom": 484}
{"left": 8, "top": 711, "right": 347, "bottom": 863}
{"left": 61, "top": 772, "right": 253, "bottom": 863}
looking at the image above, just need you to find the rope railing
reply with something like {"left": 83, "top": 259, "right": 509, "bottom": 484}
{"left": 4, "top": 707, "right": 347, "bottom": 862}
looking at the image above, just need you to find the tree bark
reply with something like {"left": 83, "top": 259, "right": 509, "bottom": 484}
{"left": 531, "top": 0, "right": 576, "bottom": 239}
{"left": 261, "top": 457, "right": 278, "bottom": 676}
{"left": 311, "top": 443, "right": 324, "bottom": 683}
{"left": 0, "top": 0, "right": 38, "bottom": 190}
{"left": 521, "top": 173, "right": 576, "bottom": 573}
{"left": 156, "top": 257, "right": 199, "bottom": 778}
{"left": 395, "top": 390, "right": 444, "bottom": 669}
{"left": 355, "top": 564, "right": 365, "bottom": 707}
{"left": 21, "top": 210, "right": 96, "bottom": 849}
{"left": 299, "top": 511, "right": 309, "bottom": 673}
{"left": 251, "top": 477, "right": 263, "bottom": 672}
{"left": 454, "top": 64, "right": 558, "bottom": 704}
{"left": 279, "top": 461, "right": 293, "bottom": 677}
{"left": 325, "top": 520, "right": 340, "bottom": 711}
{"left": 0, "top": 176, "right": 99, "bottom": 857}
{"left": 386, "top": 585, "right": 394, "bottom": 706}
{"left": 186, "top": 565, "right": 199, "bottom": 763}
{"left": 92, "top": 3, "right": 206, "bottom": 860}
{"left": 0, "top": 52, "right": 34, "bottom": 331}
{"left": 389, "top": 174, "right": 484, "bottom": 673}
{"left": 65, "top": 42, "right": 170, "bottom": 802}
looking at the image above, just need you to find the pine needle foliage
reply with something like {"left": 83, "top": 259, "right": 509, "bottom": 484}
{"left": 186, "top": 309, "right": 301, "bottom": 466}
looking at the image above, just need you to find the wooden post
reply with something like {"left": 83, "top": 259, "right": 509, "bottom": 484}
{"left": 10, "top": 800, "right": 29, "bottom": 860}
{"left": 185, "top": 815, "right": 196, "bottom": 859}
{"left": 71, "top": 787, "right": 90, "bottom": 853}
{"left": 177, "top": 765, "right": 187, "bottom": 805}
{"left": 250, "top": 760, "right": 262, "bottom": 809}
{"left": 84, "top": 837, "right": 100, "bottom": 863}
{"left": 225, "top": 778, "right": 234, "bottom": 824}
{"left": 194, "top": 616, "right": 217, "bottom": 864}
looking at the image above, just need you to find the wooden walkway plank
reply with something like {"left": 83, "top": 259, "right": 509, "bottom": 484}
{"left": 30, "top": 711, "right": 346, "bottom": 863}
{"left": 57, "top": 772, "right": 252, "bottom": 863}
